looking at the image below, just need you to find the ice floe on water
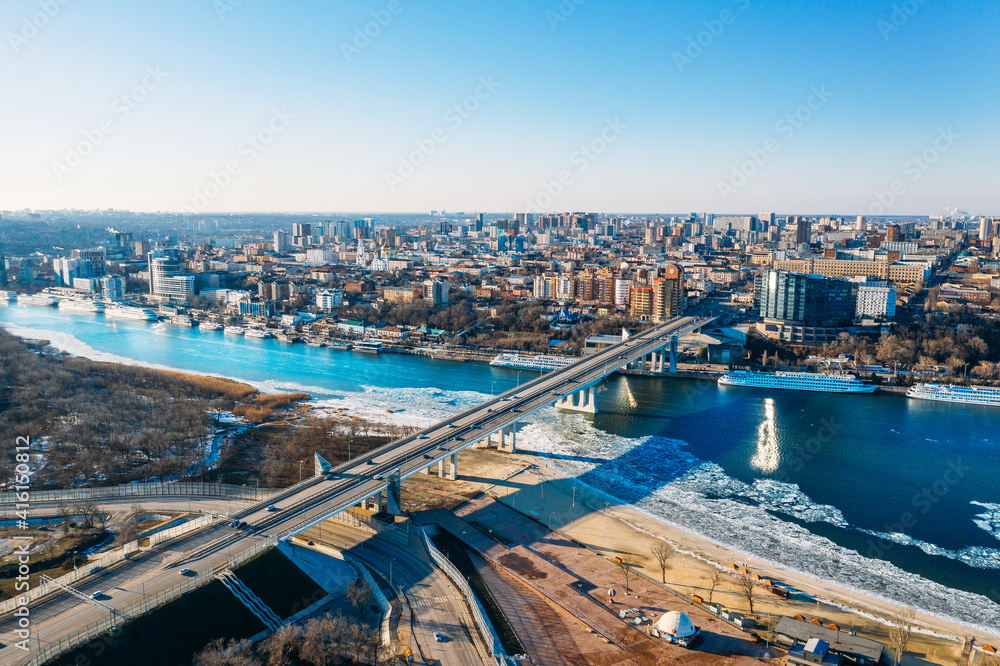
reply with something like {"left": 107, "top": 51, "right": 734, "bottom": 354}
{"left": 312, "top": 385, "right": 492, "bottom": 429}
{"left": 513, "top": 409, "right": 1000, "bottom": 633}
{"left": 861, "top": 529, "right": 1000, "bottom": 569}
{"left": 972, "top": 501, "right": 1000, "bottom": 543}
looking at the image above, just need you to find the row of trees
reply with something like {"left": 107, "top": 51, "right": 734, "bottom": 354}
{"left": 744, "top": 318, "right": 1000, "bottom": 381}
{"left": 193, "top": 612, "right": 391, "bottom": 666}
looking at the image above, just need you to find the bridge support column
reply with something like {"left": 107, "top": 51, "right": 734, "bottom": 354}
{"left": 669, "top": 335, "right": 678, "bottom": 373}
{"left": 556, "top": 386, "right": 597, "bottom": 414}
{"left": 424, "top": 464, "right": 434, "bottom": 474}
{"left": 448, "top": 453, "right": 458, "bottom": 480}
{"left": 438, "top": 458, "right": 446, "bottom": 478}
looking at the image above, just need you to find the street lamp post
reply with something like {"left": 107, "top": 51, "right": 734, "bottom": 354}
{"left": 299, "top": 460, "right": 304, "bottom": 484}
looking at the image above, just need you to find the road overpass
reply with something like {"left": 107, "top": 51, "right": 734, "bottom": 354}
{"left": 1, "top": 315, "right": 713, "bottom": 665}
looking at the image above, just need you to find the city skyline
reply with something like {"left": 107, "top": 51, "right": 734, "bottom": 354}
{"left": 2, "top": 0, "right": 998, "bottom": 214}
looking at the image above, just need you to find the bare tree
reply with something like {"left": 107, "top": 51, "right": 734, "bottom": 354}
{"left": 707, "top": 569, "right": 726, "bottom": 605}
{"left": 738, "top": 574, "right": 757, "bottom": 615}
{"left": 193, "top": 638, "right": 261, "bottom": 666}
{"left": 650, "top": 541, "right": 674, "bottom": 583}
{"left": 115, "top": 503, "right": 144, "bottom": 546}
{"left": 614, "top": 556, "right": 632, "bottom": 595}
{"left": 347, "top": 622, "right": 369, "bottom": 664}
{"left": 887, "top": 605, "right": 916, "bottom": 665}
{"left": 346, "top": 576, "right": 375, "bottom": 621}
{"left": 57, "top": 501, "right": 72, "bottom": 535}
{"left": 259, "top": 625, "right": 303, "bottom": 666}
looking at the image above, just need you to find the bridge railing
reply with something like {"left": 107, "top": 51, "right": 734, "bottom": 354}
{"left": 0, "top": 515, "right": 220, "bottom": 617}
{"left": 0, "top": 481, "right": 279, "bottom": 506}
{"left": 25, "top": 536, "right": 279, "bottom": 666}
{"left": 416, "top": 526, "right": 504, "bottom": 659}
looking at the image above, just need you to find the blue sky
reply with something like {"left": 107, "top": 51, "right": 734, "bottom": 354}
{"left": 1, "top": 0, "right": 997, "bottom": 215}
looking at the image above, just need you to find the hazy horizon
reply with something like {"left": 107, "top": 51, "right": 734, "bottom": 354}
{"left": 2, "top": 0, "right": 997, "bottom": 215}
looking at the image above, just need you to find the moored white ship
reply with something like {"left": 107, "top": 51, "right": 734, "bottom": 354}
{"left": 244, "top": 328, "right": 274, "bottom": 339}
{"left": 718, "top": 370, "right": 876, "bottom": 393}
{"left": 223, "top": 326, "right": 245, "bottom": 335}
{"left": 490, "top": 353, "right": 575, "bottom": 372}
{"left": 104, "top": 304, "right": 159, "bottom": 321}
{"left": 353, "top": 340, "right": 383, "bottom": 353}
{"left": 198, "top": 322, "right": 223, "bottom": 331}
{"left": 58, "top": 298, "right": 105, "bottom": 313}
{"left": 17, "top": 294, "right": 58, "bottom": 307}
{"left": 906, "top": 383, "right": 1000, "bottom": 407}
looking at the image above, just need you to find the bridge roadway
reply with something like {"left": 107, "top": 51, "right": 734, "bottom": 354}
{"left": 0, "top": 315, "right": 712, "bottom": 665}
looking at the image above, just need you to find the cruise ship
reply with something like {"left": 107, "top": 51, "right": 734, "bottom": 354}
{"left": 58, "top": 299, "right": 105, "bottom": 313}
{"left": 353, "top": 340, "right": 383, "bottom": 353}
{"left": 244, "top": 329, "right": 274, "bottom": 339}
{"left": 170, "top": 315, "right": 196, "bottom": 327}
{"left": 198, "top": 322, "right": 223, "bottom": 331}
{"left": 223, "top": 326, "right": 245, "bottom": 336}
{"left": 718, "top": 370, "right": 876, "bottom": 393}
{"left": 906, "top": 383, "right": 1000, "bottom": 407}
{"left": 2, "top": 291, "right": 16, "bottom": 301}
{"left": 104, "top": 304, "right": 159, "bottom": 321}
{"left": 17, "top": 294, "right": 58, "bottom": 307}
{"left": 490, "top": 353, "right": 576, "bottom": 372}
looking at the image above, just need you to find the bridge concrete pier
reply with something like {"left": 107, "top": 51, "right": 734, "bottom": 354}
{"left": 669, "top": 335, "right": 678, "bottom": 373}
{"left": 437, "top": 458, "right": 446, "bottom": 478}
{"left": 556, "top": 385, "right": 597, "bottom": 414}
{"left": 448, "top": 453, "right": 458, "bottom": 480}
{"left": 364, "top": 490, "right": 383, "bottom": 512}
{"left": 497, "top": 424, "right": 517, "bottom": 453}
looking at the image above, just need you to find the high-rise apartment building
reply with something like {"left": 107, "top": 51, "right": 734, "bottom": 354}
{"left": 793, "top": 217, "right": 811, "bottom": 246}
{"left": 148, "top": 249, "right": 183, "bottom": 297}
{"left": 652, "top": 264, "right": 685, "bottom": 321}
{"left": 422, "top": 279, "right": 450, "bottom": 306}
{"left": 273, "top": 230, "right": 290, "bottom": 252}
{"left": 755, "top": 269, "right": 857, "bottom": 327}
{"left": 629, "top": 287, "right": 653, "bottom": 318}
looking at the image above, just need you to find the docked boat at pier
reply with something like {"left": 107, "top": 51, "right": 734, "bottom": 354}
{"left": 490, "top": 353, "right": 575, "bottom": 372}
{"left": 906, "top": 383, "right": 1000, "bottom": 407}
{"left": 104, "top": 304, "right": 159, "bottom": 321}
{"left": 57, "top": 299, "right": 105, "bottom": 313}
{"left": 718, "top": 370, "right": 876, "bottom": 394}
{"left": 17, "top": 294, "right": 58, "bottom": 307}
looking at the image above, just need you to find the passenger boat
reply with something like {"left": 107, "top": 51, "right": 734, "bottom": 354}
{"left": 718, "top": 370, "right": 876, "bottom": 394}
{"left": 906, "top": 383, "right": 1000, "bottom": 407}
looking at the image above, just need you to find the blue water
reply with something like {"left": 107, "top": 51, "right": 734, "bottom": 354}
{"left": 2, "top": 302, "right": 999, "bottom": 630}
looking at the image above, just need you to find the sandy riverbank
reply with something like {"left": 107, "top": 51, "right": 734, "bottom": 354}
{"left": 469, "top": 448, "right": 998, "bottom": 665}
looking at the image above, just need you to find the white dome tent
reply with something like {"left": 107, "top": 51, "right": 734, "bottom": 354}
{"left": 652, "top": 611, "right": 701, "bottom": 648}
